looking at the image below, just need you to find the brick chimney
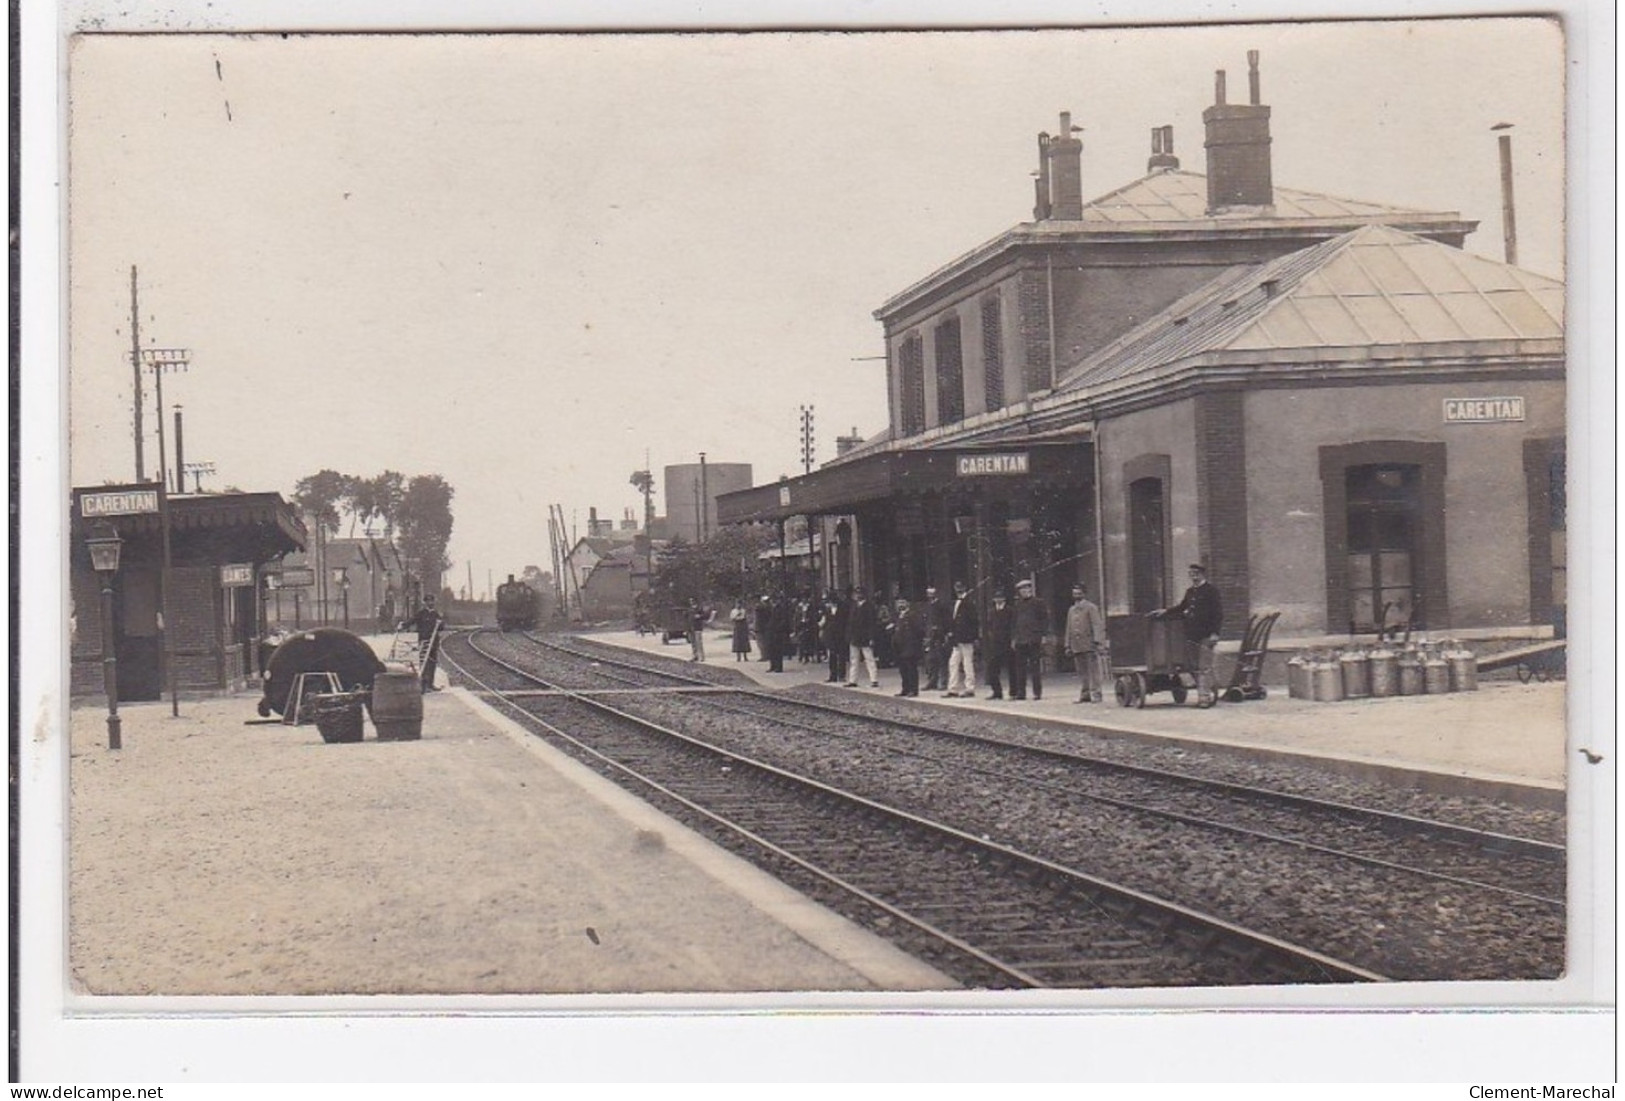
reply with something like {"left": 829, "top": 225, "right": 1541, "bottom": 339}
{"left": 1044, "top": 111, "right": 1084, "bottom": 220}
{"left": 1032, "top": 132, "right": 1053, "bottom": 220}
{"left": 1147, "top": 125, "right": 1179, "bottom": 172}
{"left": 1203, "top": 51, "right": 1274, "bottom": 213}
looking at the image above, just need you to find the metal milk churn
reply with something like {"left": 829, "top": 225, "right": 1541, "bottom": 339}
{"left": 1445, "top": 640, "right": 1479, "bottom": 692}
{"left": 1368, "top": 645, "right": 1399, "bottom": 697}
{"left": 1422, "top": 642, "right": 1452, "bottom": 695}
{"left": 1340, "top": 646, "right": 1371, "bottom": 699}
{"left": 1311, "top": 653, "right": 1345, "bottom": 702}
{"left": 1287, "top": 652, "right": 1310, "bottom": 699}
{"left": 1397, "top": 647, "right": 1425, "bottom": 696}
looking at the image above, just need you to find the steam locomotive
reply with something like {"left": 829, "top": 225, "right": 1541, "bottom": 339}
{"left": 495, "top": 575, "right": 541, "bottom": 631}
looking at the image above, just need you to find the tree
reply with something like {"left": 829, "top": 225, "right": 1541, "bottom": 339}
{"left": 648, "top": 526, "right": 776, "bottom": 608}
{"left": 291, "top": 469, "right": 347, "bottom": 539}
{"left": 398, "top": 474, "right": 455, "bottom": 591}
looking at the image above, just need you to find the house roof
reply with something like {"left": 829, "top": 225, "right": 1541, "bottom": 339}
{"left": 1059, "top": 224, "right": 1564, "bottom": 392}
{"left": 876, "top": 170, "right": 1474, "bottom": 322}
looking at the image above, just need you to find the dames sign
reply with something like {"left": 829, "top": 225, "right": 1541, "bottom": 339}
{"left": 956, "top": 453, "right": 1030, "bottom": 477}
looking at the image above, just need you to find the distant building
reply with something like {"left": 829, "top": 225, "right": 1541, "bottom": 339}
{"left": 665, "top": 462, "right": 752, "bottom": 543}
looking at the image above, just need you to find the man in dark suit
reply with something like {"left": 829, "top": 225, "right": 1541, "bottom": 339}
{"left": 409, "top": 595, "right": 445, "bottom": 692}
{"left": 982, "top": 589, "right": 1013, "bottom": 700}
{"left": 822, "top": 593, "right": 849, "bottom": 684}
{"left": 923, "top": 586, "right": 951, "bottom": 691}
{"left": 890, "top": 597, "right": 925, "bottom": 697}
{"left": 1010, "top": 577, "right": 1047, "bottom": 700}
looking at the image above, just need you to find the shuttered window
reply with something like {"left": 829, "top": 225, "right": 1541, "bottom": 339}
{"left": 934, "top": 316, "right": 965, "bottom": 426}
{"left": 898, "top": 333, "right": 926, "bottom": 437}
{"left": 981, "top": 294, "right": 1005, "bottom": 412}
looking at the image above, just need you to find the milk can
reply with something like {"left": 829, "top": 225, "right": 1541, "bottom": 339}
{"left": 1422, "top": 646, "right": 1452, "bottom": 695}
{"left": 1340, "top": 647, "right": 1371, "bottom": 699}
{"left": 1287, "top": 653, "right": 1310, "bottom": 699}
{"left": 1445, "top": 640, "right": 1479, "bottom": 692}
{"left": 1311, "top": 654, "right": 1345, "bottom": 702}
{"left": 1368, "top": 645, "right": 1399, "bottom": 697}
{"left": 1397, "top": 649, "right": 1425, "bottom": 696}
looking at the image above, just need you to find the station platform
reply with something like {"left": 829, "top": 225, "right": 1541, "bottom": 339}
{"left": 67, "top": 685, "right": 954, "bottom": 999}
{"left": 584, "top": 625, "right": 1571, "bottom": 809}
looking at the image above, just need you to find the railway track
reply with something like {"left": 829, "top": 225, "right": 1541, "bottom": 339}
{"left": 441, "top": 628, "right": 1386, "bottom": 989}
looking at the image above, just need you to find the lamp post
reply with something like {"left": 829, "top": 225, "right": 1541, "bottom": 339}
{"left": 333, "top": 566, "right": 350, "bottom": 631}
{"left": 86, "top": 524, "right": 124, "bottom": 750}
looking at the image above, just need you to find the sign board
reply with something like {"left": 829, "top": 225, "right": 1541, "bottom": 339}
{"left": 778, "top": 486, "right": 792, "bottom": 507}
{"left": 1443, "top": 396, "right": 1525, "bottom": 424}
{"left": 219, "top": 563, "right": 254, "bottom": 587}
{"left": 956, "top": 452, "right": 1030, "bottom": 477}
{"left": 79, "top": 489, "right": 159, "bottom": 517}
{"left": 278, "top": 567, "right": 316, "bottom": 587}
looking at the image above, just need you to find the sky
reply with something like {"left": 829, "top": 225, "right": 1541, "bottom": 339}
{"left": 66, "top": 18, "right": 1567, "bottom": 592}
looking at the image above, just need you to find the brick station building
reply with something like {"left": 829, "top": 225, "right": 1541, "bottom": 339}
{"left": 717, "top": 53, "right": 1564, "bottom": 654}
{"left": 69, "top": 484, "right": 307, "bottom": 701}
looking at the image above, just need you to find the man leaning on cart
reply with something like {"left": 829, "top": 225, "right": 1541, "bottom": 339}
{"left": 1161, "top": 563, "right": 1223, "bottom": 708}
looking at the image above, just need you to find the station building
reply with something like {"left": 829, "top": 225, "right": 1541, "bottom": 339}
{"left": 69, "top": 484, "right": 307, "bottom": 701}
{"left": 717, "top": 54, "right": 1564, "bottom": 651}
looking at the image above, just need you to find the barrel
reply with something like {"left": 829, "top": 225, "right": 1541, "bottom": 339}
{"left": 1311, "top": 659, "right": 1345, "bottom": 702}
{"left": 371, "top": 671, "right": 424, "bottom": 741}
{"left": 1423, "top": 654, "right": 1452, "bottom": 695}
{"left": 1287, "top": 655, "right": 1310, "bottom": 700}
{"left": 1339, "top": 649, "right": 1371, "bottom": 699}
{"left": 1368, "top": 647, "right": 1399, "bottom": 697}
{"left": 1447, "top": 646, "right": 1480, "bottom": 692}
{"left": 1397, "top": 653, "right": 1425, "bottom": 696}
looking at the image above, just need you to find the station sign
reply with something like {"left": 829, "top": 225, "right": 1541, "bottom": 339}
{"left": 1443, "top": 396, "right": 1525, "bottom": 424}
{"left": 956, "top": 452, "right": 1030, "bottom": 477}
{"left": 778, "top": 486, "right": 792, "bottom": 507}
{"left": 79, "top": 489, "right": 159, "bottom": 517}
{"left": 219, "top": 563, "right": 254, "bottom": 588}
{"left": 277, "top": 567, "right": 317, "bottom": 587}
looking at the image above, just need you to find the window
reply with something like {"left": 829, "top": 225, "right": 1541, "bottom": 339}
{"left": 981, "top": 294, "right": 1005, "bottom": 412}
{"left": 898, "top": 334, "right": 926, "bottom": 437}
{"left": 1344, "top": 464, "right": 1420, "bottom": 633}
{"left": 934, "top": 316, "right": 965, "bottom": 426}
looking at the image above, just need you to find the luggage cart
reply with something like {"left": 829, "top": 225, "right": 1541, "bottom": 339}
{"left": 1109, "top": 613, "right": 1201, "bottom": 709}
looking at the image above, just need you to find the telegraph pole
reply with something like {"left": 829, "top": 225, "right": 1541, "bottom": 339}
{"left": 799, "top": 404, "right": 816, "bottom": 474}
{"left": 130, "top": 267, "right": 143, "bottom": 481}
{"left": 140, "top": 347, "right": 190, "bottom": 717}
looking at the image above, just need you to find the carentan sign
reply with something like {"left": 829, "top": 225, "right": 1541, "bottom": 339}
{"left": 956, "top": 453, "right": 1030, "bottom": 477}
{"left": 79, "top": 489, "right": 159, "bottom": 517}
{"left": 1443, "top": 396, "right": 1525, "bottom": 423}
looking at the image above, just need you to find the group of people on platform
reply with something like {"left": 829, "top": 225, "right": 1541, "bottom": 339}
{"left": 685, "top": 561, "right": 1223, "bottom": 708}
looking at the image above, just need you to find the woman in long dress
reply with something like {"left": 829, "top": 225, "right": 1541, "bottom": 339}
{"left": 730, "top": 602, "right": 751, "bottom": 661}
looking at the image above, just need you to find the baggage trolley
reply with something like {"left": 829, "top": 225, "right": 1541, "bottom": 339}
{"left": 1109, "top": 613, "right": 1206, "bottom": 709}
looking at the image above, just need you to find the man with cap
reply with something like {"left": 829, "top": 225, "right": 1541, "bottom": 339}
{"left": 943, "top": 580, "right": 979, "bottom": 698}
{"left": 1009, "top": 577, "right": 1047, "bottom": 700}
{"left": 890, "top": 596, "right": 924, "bottom": 697}
{"left": 1164, "top": 562, "right": 1223, "bottom": 707}
{"left": 409, "top": 594, "right": 445, "bottom": 692}
{"left": 1063, "top": 582, "right": 1107, "bottom": 703}
{"left": 982, "top": 587, "right": 1013, "bottom": 699}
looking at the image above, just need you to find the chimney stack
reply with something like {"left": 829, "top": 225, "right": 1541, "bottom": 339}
{"left": 1203, "top": 50, "right": 1274, "bottom": 214}
{"left": 1033, "top": 132, "right": 1053, "bottom": 220}
{"left": 836, "top": 427, "right": 865, "bottom": 456}
{"left": 1043, "top": 111, "right": 1084, "bottom": 220}
{"left": 1147, "top": 125, "right": 1179, "bottom": 172}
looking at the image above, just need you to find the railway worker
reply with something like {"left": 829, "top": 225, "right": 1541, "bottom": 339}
{"left": 1063, "top": 583, "right": 1107, "bottom": 703}
{"left": 844, "top": 586, "right": 881, "bottom": 689}
{"left": 982, "top": 589, "right": 1014, "bottom": 700}
{"left": 923, "top": 586, "right": 951, "bottom": 691}
{"left": 891, "top": 597, "right": 925, "bottom": 697}
{"left": 1009, "top": 578, "right": 1046, "bottom": 701}
{"left": 943, "top": 580, "right": 979, "bottom": 698}
{"left": 1164, "top": 563, "right": 1223, "bottom": 707}
{"left": 821, "top": 593, "right": 849, "bottom": 684}
{"left": 410, "top": 594, "right": 445, "bottom": 692}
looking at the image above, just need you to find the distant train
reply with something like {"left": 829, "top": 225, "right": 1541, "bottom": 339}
{"left": 494, "top": 575, "right": 541, "bottom": 631}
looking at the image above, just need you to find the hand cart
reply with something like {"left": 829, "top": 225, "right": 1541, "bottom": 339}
{"left": 1109, "top": 613, "right": 1204, "bottom": 708}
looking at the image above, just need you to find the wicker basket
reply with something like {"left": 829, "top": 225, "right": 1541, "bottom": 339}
{"left": 312, "top": 692, "right": 366, "bottom": 744}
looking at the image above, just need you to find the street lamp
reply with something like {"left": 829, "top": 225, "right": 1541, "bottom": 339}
{"left": 85, "top": 524, "right": 124, "bottom": 750}
{"left": 332, "top": 565, "right": 350, "bottom": 631}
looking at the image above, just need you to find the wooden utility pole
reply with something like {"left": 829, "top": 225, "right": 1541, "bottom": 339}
{"left": 130, "top": 267, "right": 143, "bottom": 482}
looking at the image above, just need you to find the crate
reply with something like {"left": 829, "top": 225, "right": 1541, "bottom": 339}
{"left": 312, "top": 692, "right": 367, "bottom": 744}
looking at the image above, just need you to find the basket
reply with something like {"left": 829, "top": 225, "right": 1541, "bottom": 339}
{"left": 312, "top": 692, "right": 366, "bottom": 744}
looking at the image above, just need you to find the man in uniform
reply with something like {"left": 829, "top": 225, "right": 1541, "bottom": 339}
{"left": 411, "top": 594, "right": 445, "bottom": 692}
{"left": 1010, "top": 578, "right": 1046, "bottom": 700}
{"left": 1164, "top": 563, "right": 1223, "bottom": 707}
{"left": 1063, "top": 583, "right": 1106, "bottom": 703}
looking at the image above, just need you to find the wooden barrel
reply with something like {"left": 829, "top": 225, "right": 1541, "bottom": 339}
{"left": 371, "top": 671, "right": 423, "bottom": 741}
